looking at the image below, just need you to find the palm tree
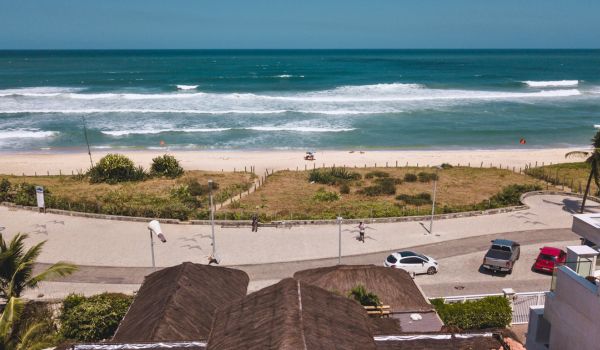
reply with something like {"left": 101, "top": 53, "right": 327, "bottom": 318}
{"left": 0, "top": 297, "right": 56, "bottom": 350}
{"left": 0, "top": 233, "right": 77, "bottom": 300}
{"left": 565, "top": 130, "right": 600, "bottom": 213}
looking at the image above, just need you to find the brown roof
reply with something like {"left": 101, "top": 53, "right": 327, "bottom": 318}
{"left": 206, "top": 278, "right": 377, "bottom": 350}
{"left": 112, "top": 262, "right": 249, "bottom": 342}
{"left": 374, "top": 334, "right": 503, "bottom": 350}
{"left": 293, "top": 265, "right": 433, "bottom": 313}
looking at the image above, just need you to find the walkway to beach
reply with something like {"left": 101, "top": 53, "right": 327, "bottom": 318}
{"left": 1, "top": 194, "right": 594, "bottom": 269}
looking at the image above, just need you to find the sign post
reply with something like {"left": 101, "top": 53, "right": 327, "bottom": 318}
{"left": 35, "top": 186, "right": 45, "bottom": 213}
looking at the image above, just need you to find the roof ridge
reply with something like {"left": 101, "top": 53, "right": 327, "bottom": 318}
{"left": 296, "top": 280, "right": 308, "bottom": 350}
{"left": 147, "top": 263, "right": 190, "bottom": 339}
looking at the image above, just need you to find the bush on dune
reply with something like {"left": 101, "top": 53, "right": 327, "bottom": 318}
{"left": 308, "top": 167, "right": 361, "bottom": 185}
{"left": 150, "top": 154, "right": 184, "bottom": 178}
{"left": 88, "top": 154, "right": 146, "bottom": 184}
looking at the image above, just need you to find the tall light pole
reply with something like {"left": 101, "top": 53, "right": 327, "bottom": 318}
{"left": 429, "top": 166, "right": 443, "bottom": 235}
{"left": 337, "top": 216, "right": 342, "bottom": 265}
{"left": 209, "top": 180, "right": 216, "bottom": 258}
{"left": 81, "top": 115, "right": 94, "bottom": 168}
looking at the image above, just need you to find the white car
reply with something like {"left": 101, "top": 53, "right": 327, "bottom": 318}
{"left": 383, "top": 251, "right": 439, "bottom": 275}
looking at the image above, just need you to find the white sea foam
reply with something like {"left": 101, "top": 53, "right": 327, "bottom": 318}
{"left": 274, "top": 74, "right": 304, "bottom": 78}
{"left": 102, "top": 128, "right": 232, "bottom": 136}
{"left": 246, "top": 126, "right": 355, "bottom": 132}
{"left": 0, "top": 129, "right": 58, "bottom": 139}
{"left": 176, "top": 85, "right": 199, "bottom": 90}
{"left": 523, "top": 80, "right": 579, "bottom": 87}
{"left": 0, "top": 87, "right": 83, "bottom": 97}
{"left": 102, "top": 126, "right": 353, "bottom": 136}
{"left": 0, "top": 83, "right": 585, "bottom": 116}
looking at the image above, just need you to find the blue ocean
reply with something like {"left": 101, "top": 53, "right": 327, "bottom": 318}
{"left": 0, "top": 50, "right": 599, "bottom": 151}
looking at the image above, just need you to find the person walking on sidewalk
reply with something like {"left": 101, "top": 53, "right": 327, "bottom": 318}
{"left": 357, "top": 221, "right": 365, "bottom": 243}
{"left": 251, "top": 213, "right": 259, "bottom": 232}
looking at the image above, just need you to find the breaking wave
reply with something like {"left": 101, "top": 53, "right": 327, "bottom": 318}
{"left": 0, "top": 129, "right": 58, "bottom": 139}
{"left": 523, "top": 80, "right": 579, "bottom": 87}
{"left": 0, "top": 83, "right": 584, "bottom": 116}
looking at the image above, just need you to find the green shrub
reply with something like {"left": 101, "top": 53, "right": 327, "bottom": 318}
{"left": 348, "top": 285, "right": 381, "bottom": 307}
{"left": 396, "top": 192, "right": 432, "bottom": 205}
{"left": 170, "top": 185, "right": 200, "bottom": 208}
{"left": 0, "top": 178, "right": 11, "bottom": 201}
{"left": 308, "top": 167, "right": 361, "bottom": 185}
{"left": 340, "top": 183, "right": 351, "bottom": 194}
{"left": 418, "top": 172, "right": 438, "bottom": 182}
{"left": 403, "top": 173, "right": 417, "bottom": 182}
{"left": 441, "top": 163, "right": 454, "bottom": 169}
{"left": 313, "top": 188, "right": 340, "bottom": 202}
{"left": 489, "top": 183, "right": 542, "bottom": 206}
{"left": 360, "top": 178, "right": 397, "bottom": 196}
{"left": 13, "top": 182, "right": 38, "bottom": 206}
{"left": 431, "top": 296, "right": 512, "bottom": 330}
{"left": 365, "top": 171, "right": 390, "bottom": 179}
{"left": 88, "top": 154, "right": 146, "bottom": 184}
{"left": 150, "top": 154, "right": 184, "bottom": 178}
{"left": 186, "top": 179, "right": 218, "bottom": 196}
{"left": 60, "top": 293, "right": 134, "bottom": 342}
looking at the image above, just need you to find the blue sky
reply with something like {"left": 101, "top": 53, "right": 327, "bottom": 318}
{"left": 1, "top": 0, "right": 599, "bottom": 49}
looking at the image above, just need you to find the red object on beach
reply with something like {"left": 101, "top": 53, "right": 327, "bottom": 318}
{"left": 519, "top": 138, "right": 526, "bottom": 145}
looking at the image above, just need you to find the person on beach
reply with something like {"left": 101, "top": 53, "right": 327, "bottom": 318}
{"left": 251, "top": 213, "right": 259, "bottom": 232}
{"left": 357, "top": 221, "right": 365, "bottom": 243}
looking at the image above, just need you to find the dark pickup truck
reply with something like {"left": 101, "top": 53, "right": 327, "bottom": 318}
{"left": 482, "top": 239, "right": 521, "bottom": 274}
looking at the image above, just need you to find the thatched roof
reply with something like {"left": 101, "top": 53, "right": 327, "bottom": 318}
{"left": 206, "top": 278, "right": 377, "bottom": 350}
{"left": 293, "top": 265, "right": 433, "bottom": 313}
{"left": 112, "top": 262, "right": 249, "bottom": 342}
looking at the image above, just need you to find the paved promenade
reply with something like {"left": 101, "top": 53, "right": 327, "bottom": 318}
{"left": 0, "top": 194, "right": 592, "bottom": 268}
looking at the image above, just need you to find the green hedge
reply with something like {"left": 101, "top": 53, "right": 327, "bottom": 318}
{"left": 430, "top": 296, "right": 512, "bottom": 330}
{"left": 60, "top": 293, "right": 134, "bottom": 342}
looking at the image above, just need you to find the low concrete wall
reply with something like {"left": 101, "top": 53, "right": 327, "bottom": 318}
{"left": 2, "top": 190, "right": 596, "bottom": 226}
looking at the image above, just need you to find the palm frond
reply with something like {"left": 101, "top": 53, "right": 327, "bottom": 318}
{"left": 28, "top": 262, "right": 78, "bottom": 288}
{"left": 565, "top": 151, "right": 590, "bottom": 159}
{"left": 15, "top": 321, "right": 55, "bottom": 350}
{"left": 0, "top": 297, "right": 24, "bottom": 343}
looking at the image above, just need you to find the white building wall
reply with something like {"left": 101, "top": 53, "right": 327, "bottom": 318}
{"left": 544, "top": 267, "right": 600, "bottom": 350}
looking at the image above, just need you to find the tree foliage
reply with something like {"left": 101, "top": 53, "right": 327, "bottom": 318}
{"left": 0, "top": 233, "right": 77, "bottom": 299}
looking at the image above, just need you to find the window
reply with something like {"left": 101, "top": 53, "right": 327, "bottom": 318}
{"left": 491, "top": 245, "right": 511, "bottom": 252}
{"left": 401, "top": 257, "right": 423, "bottom": 264}
{"left": 386, "top": 255, "right": 397, "bottom": 264}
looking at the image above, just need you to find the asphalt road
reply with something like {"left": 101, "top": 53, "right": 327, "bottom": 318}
{"left": 36, "top": 227, "right": 578, "bottom": 297}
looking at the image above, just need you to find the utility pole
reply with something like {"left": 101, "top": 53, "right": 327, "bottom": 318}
{"left": 209, "top": 180, "right": 216, "bottom": 257}
{"left": 429, "top": 166, "right": 443, "bottom": 235}
{"left": 81, "top": 115, "right": 94, "bottom": 168}
{"left": 337, "top": 216, "right": 342, "bottom": 264}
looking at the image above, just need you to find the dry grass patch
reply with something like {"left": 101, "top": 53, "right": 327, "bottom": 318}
{"left": 1, "top": 171, "right": 254, "bottom": 220}
{"left": 221, "top": 166, "right": 542, "bottom": 220}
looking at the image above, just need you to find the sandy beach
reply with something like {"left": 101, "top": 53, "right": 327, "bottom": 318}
{"left": 0, "top": 147, "right": 583, "bottom": 175}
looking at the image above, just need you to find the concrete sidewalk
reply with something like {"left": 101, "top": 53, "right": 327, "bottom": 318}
{"left": 1, "top": 194, "right": 595, "bottom": 267}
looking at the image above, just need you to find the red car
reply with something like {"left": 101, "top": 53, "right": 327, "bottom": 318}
{"left": 533, "top": 247, "right": 566, "bottom": 273}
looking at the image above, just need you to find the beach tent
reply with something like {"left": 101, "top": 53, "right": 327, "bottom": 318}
{"left": 206, "top": 278, "right": 377, "bottom": 350}
{"left": 111, "top": 262, "right": 249, "bottom": 342}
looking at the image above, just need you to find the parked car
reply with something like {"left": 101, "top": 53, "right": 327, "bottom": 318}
{"left": 384, "top": 250, "right": 438, "bottom": 275}
{"left": 533, "top": 246, "right": 566, "bottom": 273}
{"left": 482, "top": 239, "right": 521, "bottom": 274}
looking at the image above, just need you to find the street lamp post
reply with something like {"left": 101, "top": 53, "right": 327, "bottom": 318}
{"left": 337, "top": 216, "right": 342, "bottom": 264}
{"left": 429, "top": 166, "right": 443, "bottom": 235}
{"left": 209, "top": 180, "right": 216, "bottom": 258}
